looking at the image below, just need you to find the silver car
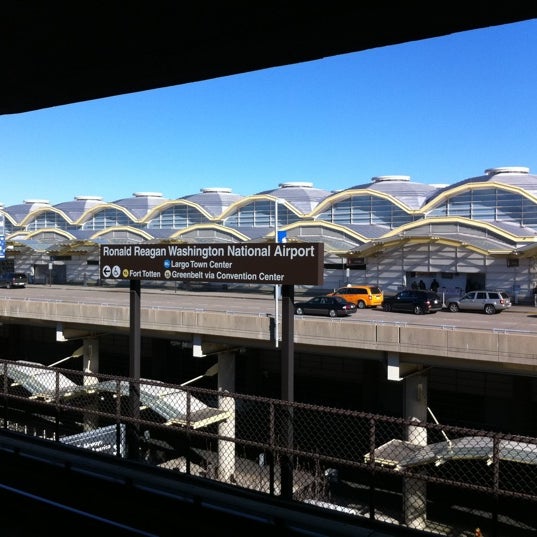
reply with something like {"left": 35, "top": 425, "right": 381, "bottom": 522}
{"left": 446, "top": 290, "right": 512, "bottom": 315}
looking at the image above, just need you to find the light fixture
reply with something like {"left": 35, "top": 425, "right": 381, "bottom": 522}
{"left": 49, "top": 345, "right": 84, "bottom": 367}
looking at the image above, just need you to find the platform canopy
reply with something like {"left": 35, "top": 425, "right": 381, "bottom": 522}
{"left": 365, "top": 436, "right": 537, "bottom": 469}
{"left": 3, "top": 5, "right": 537, "bottom": 116}
{"left": 3, "top": 361, "right": 231, "bottom": 429}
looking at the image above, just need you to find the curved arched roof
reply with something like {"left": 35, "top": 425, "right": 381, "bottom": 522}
{"left": 180, "top": 187, "right": 244, "bottom": 217}
{"left": 429, "top": 166, "right": 537, "bottom": 201}
{"left": 256, "top": 182, "right": 332, "bottom": 213}
{"left": 346, "top": 175, "right": 439, "bottom": 210}
{"left": 379, "top": 216, "right": 523, "bottom": 253}
{"left": 3, "top": 167, "right": 537, "bottom": 256}
{"left": 113, "top": 192, "right": 169, "bottom": 219}
{"left": 53, "top": 196, "right": 105, "bottom": 222}
{"left": 4, "top": 199, "right": 52, "bottom": 222}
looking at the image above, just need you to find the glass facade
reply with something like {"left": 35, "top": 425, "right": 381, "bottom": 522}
{"left": 146, "top": 205, "right": 209, "bottom": 229}
{"left": 223, "top": 200, "right": 299, "bottom": 228}
{"left": 429, "top": 188, "right": 537, "bottom": 229}
{"left": 316, "top": 195, "right": 415, "bottom": 228}
{"left": 80, "top": 209, "right": 134, "bottom": 230}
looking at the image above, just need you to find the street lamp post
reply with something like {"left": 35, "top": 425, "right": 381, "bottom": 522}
{"left": 0, "top": 210, "right": 5, "bottom": 261}
{"left": 274, "top": 199, "right": 285, "bottom": 348}
{"left": 273, "top": 198, "right": 294, "bottom": 498}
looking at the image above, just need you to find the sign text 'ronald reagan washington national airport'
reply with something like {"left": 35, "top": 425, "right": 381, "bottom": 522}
{"left": 100, "top": 243, "right": 324, "bottom": 286}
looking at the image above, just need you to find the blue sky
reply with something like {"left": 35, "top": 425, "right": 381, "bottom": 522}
{"left": 1, "top": 19, "right": 537, "bottom": 208}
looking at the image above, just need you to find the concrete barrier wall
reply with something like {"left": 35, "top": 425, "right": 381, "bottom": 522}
{"left": 1, "top": 299, "right": 537, "bottom": 374}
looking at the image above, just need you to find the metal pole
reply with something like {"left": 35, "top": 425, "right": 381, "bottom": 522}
{"left": 280, "top": 283, "right": 294, "bottom": 499}
{"left": 128, "top": 279, "right": 141, "bottom": 460}
{"left": 274, "top": 200, "right": 280, "bottom": 348}
{"left": 281, "top": 284, "right": 294, "bottom": 402}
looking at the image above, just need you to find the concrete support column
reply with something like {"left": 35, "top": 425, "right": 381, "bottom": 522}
{"left": 217, "top": 350, "right": 236, "bottom": 483}
{"left": 403, "top": 372, "right": 428, "bottom": 530}
{"left": 83, "top": 338, "right": 99, "bottom": 386}
{"left": 82, "top": 337, "right": 99, "bottom": 431}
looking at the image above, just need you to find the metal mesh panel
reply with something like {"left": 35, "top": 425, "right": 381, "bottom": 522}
{"left": 0, "top": 359, "right": 536, "bottom": 536}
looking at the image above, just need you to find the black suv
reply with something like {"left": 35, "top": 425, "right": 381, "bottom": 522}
{"left": 0, "top": 272, "right": 28, "bottom": 288}
{"left": 382, "top": 289, "right": 442, "bottom": 314}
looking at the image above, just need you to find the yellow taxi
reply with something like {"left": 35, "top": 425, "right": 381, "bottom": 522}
{"left": 328, "top": 284, "right": 384, "bottom": 309}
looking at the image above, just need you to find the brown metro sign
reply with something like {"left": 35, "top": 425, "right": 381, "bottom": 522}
{"left": 100, "top": 242, "right": 324, "bottom": 286}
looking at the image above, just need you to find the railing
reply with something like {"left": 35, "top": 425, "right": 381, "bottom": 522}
{"left": 0, "top": 359, "right": 536, "bottom": 537}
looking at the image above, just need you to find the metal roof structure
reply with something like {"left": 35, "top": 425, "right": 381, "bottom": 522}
{"left": 256, "top": 183, "right": 333, "bottom": 214}
{"left": 346, "top": 176, "right": 439, "bottom": 210}
{"left": 96, "top": 379, "right": 232, "bottom": 429}
{"left": 5, "top": 361, "right": 80, "bottom": 400}
{"left": 113, "top": 192, "right": 169, "bottom": 219}
{"left": 5, "top": 167, "right": 537, "bottom": 261}
{"left": 181, "top": 188, "right": 245, "bottom": 217}
{"left": 365, "top": 436, "right": 537, "bottom": 469}
{"left": 53, "top": 196, "right": 106, "bottom": 222}
{"left": 3, "top": 361, "right": 230, "bottom": 429}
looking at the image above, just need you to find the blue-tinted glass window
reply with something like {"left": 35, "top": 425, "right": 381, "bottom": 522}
{"left": 224, "top": 201, "right": 298, "bottom": 228}
{"left": 147, "top": 205, "right": 208, "bottom": 229}
{"left": 25, "top": 211, "right": 71, "bottom": 231}
{"left": 81, "top": 209, "right": 133, "bottom": 230}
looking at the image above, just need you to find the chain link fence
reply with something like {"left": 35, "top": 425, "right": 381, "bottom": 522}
{"left": 0, "top": 358, "right": 536, "bottom": 536}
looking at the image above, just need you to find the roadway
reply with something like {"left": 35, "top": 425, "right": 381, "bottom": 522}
{"left": 1, "top": 283, "right": 536, "bottom": 332}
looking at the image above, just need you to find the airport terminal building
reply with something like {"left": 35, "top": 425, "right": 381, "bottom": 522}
{"left": 2, "top": 165, "right": 537, "bottom": 302}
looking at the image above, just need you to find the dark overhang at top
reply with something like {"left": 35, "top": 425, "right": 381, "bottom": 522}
{"left": 2, "top": 4, "right": 537, "bottom": 115}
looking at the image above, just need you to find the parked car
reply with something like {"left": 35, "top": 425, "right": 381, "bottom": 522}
{"left": 327, "top": 284, "right": 383, "bottom": 309}
{"left": 382, "top": 289, "right": 442, "bottom": 314}
{"left": 446, "top": 290, "right": 512, "bottom": 315}
{"left": 294, "top": 295, "right": 357, "bottom": 317}
{"left": 0, "top": 272, "right": 28, "bottom": 289}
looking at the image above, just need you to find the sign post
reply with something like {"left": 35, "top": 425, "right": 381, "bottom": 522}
{"left": 273, "top": 199, "right": 287, "bottom": 348}
{"left": 0, "top": 211, "right": 5, "bottom": 260}
{"left": 128, "top": 279, "right": 141, "bottom": 460}
{"left": 280, "top": 282, "right": 294, "bottom": 499}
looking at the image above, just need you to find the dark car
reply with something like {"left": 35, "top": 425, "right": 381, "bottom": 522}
{"left": 0, "top": 272, "right": 28, "bottom": 289}
{"left": 294, "top": 295, "right": 357, "bottom": 317}
{"left": 382, "top": 289, "right": 442, "bottom": 314}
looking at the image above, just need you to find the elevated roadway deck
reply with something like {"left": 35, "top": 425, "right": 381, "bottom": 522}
{"left": 0, "top": 285, "right": 536, "bottom": 378}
